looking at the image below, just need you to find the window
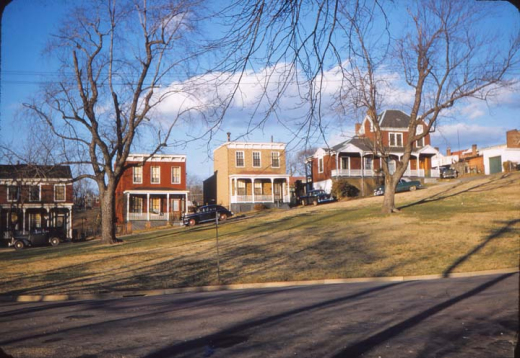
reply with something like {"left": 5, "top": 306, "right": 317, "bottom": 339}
{"left": 341, "top": 157, "right": 349, "bottom": 170}
{"left": 130, "top": 196, "right": 143, "bottom": 213}
{"left": 151, "top": 166, "right": 160, "bottom": 184}
{"left": 7, "top": 186, "right": 19, "bottom": 202}
{"left": 364, "top": 157, "right": 373, "bottom": 170}
{"left": 318, "top": 157, "right": 324, "bottom": 173}
{"left": 235, "top": 151, "right": 245, "bottom": 167}
{"left": 389, "top": 133, "right": 403, "bottom": 147}
{"left": 150, "top": 198, "right": 161, "bottom": 213}
{"left": 271, "top": 152, "right": 280, "bottom": 168}
{"left": 237, "top": 180, "right": 246, "bottom": 195}
{"left": 133, "top": 166, "right": 143, "bottom": 184}
{"left": 254, "top": 181, "right": 263, "bottom": 195}
{"left": 29, "top": 186, "right": 40, "bottom": 202}
{"left": 416, "top": 125, "right": 424, "bottom": 147}
{"left": 252, "top": 152, "right": 261, "bottom": 167}
{"left": 171, "top": 167, "right": 181, "bottom": 184}
{"left": 29, "top": 213, "right": 42, "bottom": 230}
{"left": 54, "top": 184, "right": 66, "bottom": 202}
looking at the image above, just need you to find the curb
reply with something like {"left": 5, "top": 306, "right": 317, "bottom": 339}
{"left": 1, "top": 268, "right": 517, "bottom": 304}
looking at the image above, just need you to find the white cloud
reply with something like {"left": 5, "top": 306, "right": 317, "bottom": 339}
{"left": 431, "top": 123, "right": 507, "bottom": 152}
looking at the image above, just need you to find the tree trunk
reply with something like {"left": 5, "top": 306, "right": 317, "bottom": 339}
{"left": 99, "top": 186, "right": 117, "bottom": 244}
{"left": 381, "top": 176, "right": 397, "bottom": 214}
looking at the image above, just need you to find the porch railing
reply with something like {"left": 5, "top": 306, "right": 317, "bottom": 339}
{"left": 231, "top": 194, "right": 290, "bottom": 204}
{"left": 128, "top": 212, "right": 168, "bottom": 221}
{"left": 332, "top": 168, "right": 439, "bottom": 178}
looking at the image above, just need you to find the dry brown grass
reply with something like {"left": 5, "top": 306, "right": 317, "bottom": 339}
{"left": 0, "top": 172, "right": 518, "bottom": 296}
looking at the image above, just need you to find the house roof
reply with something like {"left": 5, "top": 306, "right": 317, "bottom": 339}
{"left": 0, "top": 165, "right": 73, "bottom": 180}
{"left": 378, "top": 110, "right": 411, "bottom": 129}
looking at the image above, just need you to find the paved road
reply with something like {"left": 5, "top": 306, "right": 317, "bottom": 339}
{"left": 0, "top": 273, "right": 517, "bottom": 358}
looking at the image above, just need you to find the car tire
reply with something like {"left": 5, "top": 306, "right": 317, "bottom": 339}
{"left": 312, "top": 199, "right": 318, "bottom": 206}
{"left": 188, "top": 218, "right": 197, "bottom": 227}
{"left": 219, "top": 213, "right": 227, "bottom": 221}
{"left": 410, "top": 186, "right": 416, "bottom": 191}
{"left": 49, "top": 237, "right": 60, "bottom": 246}
{"left": 14, "top": 240, "right": 25, "bottom": 250}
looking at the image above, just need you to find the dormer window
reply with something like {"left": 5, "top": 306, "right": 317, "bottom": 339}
{"left": 389, "top": 133, "right": 403, "bottom": 147}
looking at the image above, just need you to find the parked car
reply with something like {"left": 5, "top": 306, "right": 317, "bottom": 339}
{"left": 440, "top": 167, "right": 458, "bottom": 179}
{"left": 373, "top": 178, "right": 422, "bottom": 196}
{"left": 6, "top": 230, "right": 62, "bottom": 250}
{"left": 300, "top": 189, "right": 336, "bottom": 206}
{"left": 182, "top": 205, "right": 234, "bottom": 226}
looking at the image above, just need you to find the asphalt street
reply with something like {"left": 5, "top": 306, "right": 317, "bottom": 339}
{"left": 0, "top": 273, "right": 517, "bottom": 358}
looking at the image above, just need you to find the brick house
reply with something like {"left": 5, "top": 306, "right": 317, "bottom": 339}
{"left": 309, "top": 110, "right": 440, "bottom": 193}
{"left": 0, "top": 165, "right": 74, "bottom": 239}
{"left": 115, "top": 154, "right": 189, "bottom": 227}
{"left": 203, "top": 138, "right": 290, "bottom": 213}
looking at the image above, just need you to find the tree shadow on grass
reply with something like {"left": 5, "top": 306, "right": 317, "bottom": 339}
{"left": 398, "top": 174, "right": 518, "bottom": 211}
{"left": 442, "top": 218, "right": 519, "bottom": 278}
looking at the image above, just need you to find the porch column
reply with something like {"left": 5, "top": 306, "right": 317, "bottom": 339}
{"left": 252, "top": 178, "right": 255, "bottom": 203}
{"left": 69, "top": 206, "right": 73, "bottom": 238}
{"left": 146, "top": 193, "right": 150, "bottom": 221}
{"left": 229, "top": 178, "right": 233, "bottom": 205}
{"left": 271, "top": 178, "right": 275, "bottom": 203}
{"left": 126, "top": 193, "right": 130, "bottom": 222}
{"left": 166, "top": 193, "right": 170, "bottom": 221}
{"left": 417, "top": 155, "right": 420, "bottom": 176}
{"left": 286, "top": 177, "right": 290, "bottom": 203}
{"left": 22, "top": 209, "right": 26, "bottom": 233}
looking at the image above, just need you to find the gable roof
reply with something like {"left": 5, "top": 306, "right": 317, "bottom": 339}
{"left": 0, "top": 165, "right": 73, "bottom": 180}
{"left": 378, "top": 110, "right": 411, "bottom": 129}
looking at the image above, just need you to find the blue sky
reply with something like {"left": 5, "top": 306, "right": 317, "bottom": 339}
{"left": 1, "top": 0, "right": 519, "bottom": 179}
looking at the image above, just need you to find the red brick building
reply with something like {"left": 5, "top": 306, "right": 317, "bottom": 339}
{"left": 0, "top": 165, "right": 74, "bottom": 239}
{"left": 115, "top": 154, "right": 188, "bottom": 226}
{"left": 309, "top": 110, "right": 440, "bottom": 193}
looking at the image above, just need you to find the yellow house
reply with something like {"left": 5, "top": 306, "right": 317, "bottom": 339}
{"left": 203, "top": 140, "right": 290, "bottom": 212}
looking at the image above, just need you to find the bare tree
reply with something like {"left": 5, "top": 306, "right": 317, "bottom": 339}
{"left": 220, "top": 0, "right": 519, "bottom": 214}
{"left": 20, "top": 0, "right": 204, "bottom": 243}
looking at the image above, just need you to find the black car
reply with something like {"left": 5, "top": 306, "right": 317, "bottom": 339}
{"left": 182, "top": 205, "right": 234, "bottom": 226}
{"left": 6, "top": 230, "right": 61, "bottom": 250}
{"left": 299, "top": 189, "right": 336, "bottom": 206}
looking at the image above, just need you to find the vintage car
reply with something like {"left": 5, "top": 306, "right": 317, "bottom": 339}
{"left": 300, "top": 189, "right": 336, "bottom": 206}
{"left": 373, "top": 178, "right": 422, "bottom": 196}
{"left": 440, "top": 167, "right": 458, "bottom": 179}
{"left": 182, "top": 205, "right": 234, "bottom": 226}
{"left": 6, "top": 230, "right": 62, "bottom": 250}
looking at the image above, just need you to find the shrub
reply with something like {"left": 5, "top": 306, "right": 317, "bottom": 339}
{"left": 332, "top": 179, "right": 360, "bottom": 199}
{"left": 254, "top": 203, "right": 268, "bottom": 211}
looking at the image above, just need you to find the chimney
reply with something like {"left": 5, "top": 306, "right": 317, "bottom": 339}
{"left": 271, "top": 135, "right": 274, "bottom": 143}
{"left": 355, "top": 123, "right": 361, "bottom": 135}
{"left": 446, "top": 147, "right": 451, "bottom": 156}
{"left": 471, "top": 144, "right": 477, "bottom": 156}
{"left": 227, "top": 132, "right": 231, "bottom": 142}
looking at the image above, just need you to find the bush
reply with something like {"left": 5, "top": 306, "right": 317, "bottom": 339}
{"left": 254, "top": 203, "right": 268, "bottom": 211}
{"left": 332, "top": 179, "right": 360, "bottom": 199}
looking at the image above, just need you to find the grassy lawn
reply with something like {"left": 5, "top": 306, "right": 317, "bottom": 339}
{"left": 0, "top": 172, "right": 518, "bottom": 296}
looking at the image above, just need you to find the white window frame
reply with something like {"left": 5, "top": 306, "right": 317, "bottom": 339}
{"left": 151, "top": 166, "right": 161, "bottom": 184}
{"left": 235, "top": 151, "right": 245, "bottom": 168}
{"left": 29, "top": 185, "right": 41, "bottom": 202}
{"left": 416, "top": 137, "right": 425, "bottom": 148}
{"left": 133, "top": 166, "right": 143, "bottom": 184}
{"left": 54, "top": 184, "right": 66, "bottom": 202}
{"left": 7, "top": 185, "right": 19, "bottom": 202}
{"left": 237, "top": 180, "right": 246, "bottom": 195}
{"left": 340, "top": 156, "right": 349, "bottom": 170}
{"left": 171, "top": 166, "right": 181, "bottom": 184}
{"left": 150, "top": 197, "right": 161, "bottom": 213}
{"left": 389, "top": 133, "right": 403, "bottom": 147}
{"left": 271, "top": 152, "right": 280, "bottom": 168}
{"left": 318, "top": 157, "right": 324, "bottom": 173}
{"left": 252, "top": 151, "right": 261, "bottom": 168}
{"left": 364, "top": 157, "right": 373, "bottom": 170}
{"left": 254, "top": 181, "right": 263, "bottom": 195}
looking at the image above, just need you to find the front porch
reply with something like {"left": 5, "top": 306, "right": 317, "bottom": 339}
{"left": 123, "top": 190, "right": 189, "bottom": 224}
{"left": 229, "top": 175, "right": 291, "bottom": 204}
{"left": 331, "top": 147, "right": 440, "bottom": 179}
